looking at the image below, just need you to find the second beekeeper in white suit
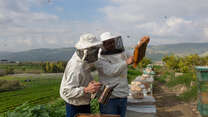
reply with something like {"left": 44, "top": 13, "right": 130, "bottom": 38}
{"left": 95, "top": 32, "right": 134, "bottom": 117}
{"left": 60, "top": 33, "right": 102, "bottom": 117}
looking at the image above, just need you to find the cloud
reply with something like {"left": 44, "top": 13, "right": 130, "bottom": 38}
{"left": 55, "top": 6, "right": 64, "bottom": 12}
{"left": 136, "top": 17, "right": 193, "bottom": 37}
{"left": 100, "top": 0, "right": 208, "bottom": 45}
{"left": 0, "top": 0, "right": 208, "bottom": 52}
{"left": 0, "top": 0, "right": 110, "bottom": 52}
{"left": 204, "top": 28, "right": 208, "bottom": 38}
{"left": 0, "top": 0, "right": 63, "bottom": 51}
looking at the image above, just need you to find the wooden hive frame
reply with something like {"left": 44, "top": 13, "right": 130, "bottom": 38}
{"left": 133, "top": 36, "right": 150, "bottom": 68}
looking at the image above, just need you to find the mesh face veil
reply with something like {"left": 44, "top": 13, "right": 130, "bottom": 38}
{"left": 76, "top": 46, "right": 100, "bottom": 63}
{"left": 101, "top": 36, "right": 125, "bottom": 55}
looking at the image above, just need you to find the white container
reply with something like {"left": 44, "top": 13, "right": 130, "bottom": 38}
{"left": 127, "top": 95, "right": 156, "bottom": 104}
{"left": 126, "top": 105, "right": 156, "bottom": 117}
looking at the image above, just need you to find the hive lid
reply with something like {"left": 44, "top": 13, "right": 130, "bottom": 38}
{"left": 127, "top": 105, "right": 156, "bottom": 113}
{"left": 195, "top": 66, "right": 208, "bottom": 71}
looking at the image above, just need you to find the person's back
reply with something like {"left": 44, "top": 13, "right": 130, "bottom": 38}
{"left": 96, "top": 51, "right": 129, "bottom": 98}
{"left": 60, "top": 52, "right": 93, "bottom": 105}
{"left": 95, "top": 32, "right": 134, "bottom": 117}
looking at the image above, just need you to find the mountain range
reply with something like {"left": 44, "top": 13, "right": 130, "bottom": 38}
{"left": 0, "top": 43, "right": 208, "bottom": 62}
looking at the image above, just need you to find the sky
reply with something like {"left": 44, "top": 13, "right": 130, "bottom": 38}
{"left": 0, "top": 0, "right": 208, "bottom": 52}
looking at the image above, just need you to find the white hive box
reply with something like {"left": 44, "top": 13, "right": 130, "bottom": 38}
{"left": 126, "top": 105, "right": 156, "bottom": 117}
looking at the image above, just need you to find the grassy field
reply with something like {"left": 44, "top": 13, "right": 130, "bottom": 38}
{"left": 127, "top": 65, "right": 143, "bottom": 84}
{"left": 0, "top": 64, "right": 142, "bottom": 115}
{"left": 154, "top": 65, "right": 198, "bottom": 101}
{"left": 0, "top": 74, "right": 62, "bottom": 113}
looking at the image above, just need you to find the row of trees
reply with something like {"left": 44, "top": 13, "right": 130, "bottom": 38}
{"left": 41, "top": 61, "right": 67, "bottom": 73}
{"left": 162, "top": 54, "right": 208, "bottom": 73}
{"left": 41, "top": 57, "right": 152, "bottom": 73}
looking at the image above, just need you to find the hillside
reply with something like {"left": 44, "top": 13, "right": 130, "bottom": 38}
{"left": 146, "top": 42, "right": 208, "bottom": 61}
{"left": 0, "top": 42, "right": 207, "bottom": 62}
{"left": 0, "top": 48, "right": 75, "bottom": 62}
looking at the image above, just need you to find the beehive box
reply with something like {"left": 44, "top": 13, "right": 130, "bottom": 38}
{"left": 196, "top": 66, "right": 208, "bottom": 116}
{"left": 195, "top": 66, "right": 208, "bottom": 81}
{"left": 126, "top": 105, "right": 156, "bottom": 117}
{"left": 199, "top": 92, "right": 208, "bottom": 104}
{"left": 199, "top": 82, "right": 208, "bottom": 92}
{"left": 198, "top": 101, "right": 208, "bottom": 117}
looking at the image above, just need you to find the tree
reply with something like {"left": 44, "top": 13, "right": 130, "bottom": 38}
{"left": 178, "top": 58, "right": 189, "bottom": 73}
{"left": 138, "top": 57, "right": 152, "bottom": 68}
{"left": 41, "top": 61, "right": 67, "bottom": 73}
{"left": 57, "top": 61, "right": 65, "bottom": 72}
{"left": 45, "top": 62, "right": 50, "bottom": 73}
{"left": 162, "top": 54, "right": 179, "bottom": 71}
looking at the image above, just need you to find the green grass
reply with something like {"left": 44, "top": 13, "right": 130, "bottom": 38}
{"left": 0, "top": 74, "right": 62, "bottom": 113}
{"left": 0, "top": 98, "right": 66, "bottom": 117}
{"left": 154, "top": 65, "right": 198, "bottom": 102}
{"left": 153, "top": 65, "right": 162, "bottom": 70}
{"left": 155, "top": 71, "right": 170, "bottom": 83}
{"left": 0, "top": 80, "right": 22, "bottom": 91}
{"left": 153, "top": 65, "right": 169, "bottom": 83}
{"left": 0, "top": 65, "right": 142, "bottom": 114}
{"left": 167, "top": 73, "right": 196, "bottom": 88}
{"left": 127, "top": 66, "right": 142, "bottom": 84}
{"left": 178, "top": 85, "right": 198, "bottom": 102}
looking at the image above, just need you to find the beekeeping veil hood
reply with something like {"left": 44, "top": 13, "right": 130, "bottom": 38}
{"left": 75, "top": 33, "right": 102, "bottom": 63}
{"left": 100, "top": 32, "right": 124, "bottom": 55}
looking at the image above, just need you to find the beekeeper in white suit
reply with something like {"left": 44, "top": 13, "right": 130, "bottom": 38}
{"left": 60, "top": 33, "right": 102, "bottom": 117}
{"left": 95, "top": 32, "right": 134, "bottom": 117}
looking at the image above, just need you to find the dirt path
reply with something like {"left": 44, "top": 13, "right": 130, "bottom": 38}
{"left": 153, "top": 81, "right": 201, "bottom": 117}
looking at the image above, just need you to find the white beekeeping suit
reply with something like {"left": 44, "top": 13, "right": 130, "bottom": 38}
{"left": 96, "top": 52, "right": 129, "bottom": 98}
{"left": 60, "top": 33, "right": 102, "bottom": 106}
{"left": 95, "top": 32, "right": 129, "bottom": 98}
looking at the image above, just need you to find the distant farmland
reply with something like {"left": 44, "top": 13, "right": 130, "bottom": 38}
{"left": 0, "top": 74, "right": 63, "bottom": 113}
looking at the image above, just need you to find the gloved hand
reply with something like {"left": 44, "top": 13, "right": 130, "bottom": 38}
{"left": 84, "top": 81, "right": 102, "bottom": 94}
{"left": 126, "top": 56, "right": 134, "bottom": 65}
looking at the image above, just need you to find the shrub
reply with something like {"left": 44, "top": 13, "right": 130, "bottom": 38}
{"left": 5, "top": 67, "right": 15, "bottom": 74}
{"left": 90, "top": 99, "right": 100, "bottom": 114}
{"left": 162, "top": 54, "right": 208, "bottom": 73}
{"left": 0, "top": 69, "right": 6, "bottom": 76}
{"left": 2, "top": 100, "right": 66, "bottom": 117}
{"left": 138, "top": 57, "right": 152, "bottom": 68}
{"left": 0, "top": 80, "right": 22, "bottom": 92}
{"left": 127, "top": 66, "right": 142, "bottom": 84}
{"left": 178, "top": 85, "right": 198, "bottom": 102}
{"left": 167, "top": 73, "right": 195, "bottom": 88}
{"left": 41, "top": 61, "right": 67, "bottom": 73}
